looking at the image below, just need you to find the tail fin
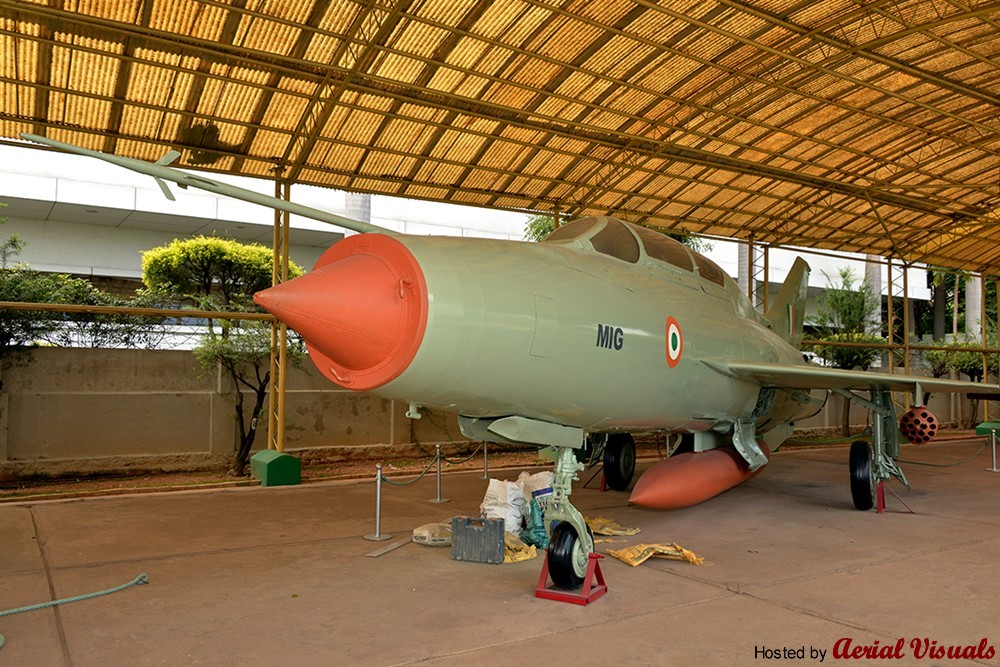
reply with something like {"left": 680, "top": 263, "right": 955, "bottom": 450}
{"left": 765, "top": 257, "right": 809, "bottom": 348}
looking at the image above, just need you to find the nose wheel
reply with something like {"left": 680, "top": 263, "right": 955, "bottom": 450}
{"left": 547, "top": 522, "right": 589, "bottom": 589}
{"left": 545, "top": 445, "right": 595, "bottom": 589}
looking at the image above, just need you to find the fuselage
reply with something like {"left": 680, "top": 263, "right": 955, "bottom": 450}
{"left": 255, "top": 216, "right": 823, "bottom": 437}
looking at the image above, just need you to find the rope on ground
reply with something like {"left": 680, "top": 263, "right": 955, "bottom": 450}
{"left": 0, "top": 572, "right": 149, "bottom": 650}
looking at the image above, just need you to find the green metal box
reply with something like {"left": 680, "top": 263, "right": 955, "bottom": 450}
{"left": 975, "top": 422, "right": 1000, "bottom": 436}
{"left": 250, "top": 450, "right": 301, "bottom": 486}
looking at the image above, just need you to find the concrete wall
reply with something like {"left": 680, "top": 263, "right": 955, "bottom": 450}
{"left": 0, "top": 347, "right": 987, "bottom": 480}
{"left": 0, "top": 348, "right": 463, "bottom": 479}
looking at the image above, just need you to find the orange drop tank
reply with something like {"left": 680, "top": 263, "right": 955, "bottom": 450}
{"left": 629, "top": 444, "right": 770, "bottom": 510}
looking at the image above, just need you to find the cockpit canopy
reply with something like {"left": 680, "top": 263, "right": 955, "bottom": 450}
{"left": 542, "top": 216, "right": 726, "bottom": 287}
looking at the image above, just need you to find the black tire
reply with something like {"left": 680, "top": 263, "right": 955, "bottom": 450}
{"left": 548, "top": 521, "right": 585, "bottom": 589}
{"left": 850, "top": 440, "right": 874, "bottom": 511}
{"left": 603, "top": 433, "right": 636, "bottom": 491}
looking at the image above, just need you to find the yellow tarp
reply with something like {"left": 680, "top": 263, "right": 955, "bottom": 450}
{"left": 607, "top": 543, "right": 705, "bottom": 567}
{"left": 586, "top": 516, "right": 641, "bottom": 536}
{"left": 503, "top": 532, "right": 538, "bottom": 563}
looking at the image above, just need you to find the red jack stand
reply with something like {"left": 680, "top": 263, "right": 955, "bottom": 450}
{"left": 581, "top": 466, "right": 607, "bottom": 491}
{"left": 535, "top": 552, "right": 607, "bottom": 605}
{"left": 877, "top": 481, "right": 915, "bottom": 514}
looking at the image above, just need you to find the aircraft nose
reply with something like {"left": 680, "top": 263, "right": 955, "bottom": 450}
{"left": 254, "top": 234, "right": 427, "bottom": 391}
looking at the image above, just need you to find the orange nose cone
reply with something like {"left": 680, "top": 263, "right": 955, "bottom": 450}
{"left": 254, "top": 234, "right": 427, "bottom": 391}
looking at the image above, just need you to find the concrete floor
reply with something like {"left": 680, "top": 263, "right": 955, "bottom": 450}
{"left": 2, "top": 438, "right": 999, "bottom": 666}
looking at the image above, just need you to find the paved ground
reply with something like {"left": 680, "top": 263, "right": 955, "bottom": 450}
{"left": 2, "top": 438, "right": 999, "bottom": 666}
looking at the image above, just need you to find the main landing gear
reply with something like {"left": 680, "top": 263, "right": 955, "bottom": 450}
{"left": 578, "top": 432, "right": 636, "bottom": 491}
{"left": 837, "top": 387, "right": 910, "bottom": 511}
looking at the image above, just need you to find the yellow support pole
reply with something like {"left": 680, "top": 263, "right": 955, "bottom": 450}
{"left": 903, "top": 265, "right": 911, "bottom": 409}
{"left": 887, "top": 258, "right": 896, "bottom": 377}
{"left": 993, "top": 278, "right": 1000, "bottom": 421}
{"left": 983, "top": 274, "right": 990, "bottom": 421}
{"left": 267, "top": 178, "right": 291, "bottom": 452}
{"left": 762, "top": 245, "right": 769, "bottom": 312}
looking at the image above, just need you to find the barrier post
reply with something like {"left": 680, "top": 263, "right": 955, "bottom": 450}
{"left": 429, "top": 445, "right": 449, "bottom": 503}
{"left": 992, "top": 429, "right": 999, "bottom": 473}
{"left": 976, "top": 422, "right": 1000, "bottom": 473}
{"left": 482, "top": 442, "right": 489, "bottom": 479}
{"left": 364, "top": 464, "right": 392, "bottom": 541}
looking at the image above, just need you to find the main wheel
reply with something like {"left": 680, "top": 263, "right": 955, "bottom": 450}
{"left": 849, "top": 440, "right": 874, "bottom": 511}
{"left": 547, "top": 521, "right": 589, "bottom": 589}
{"left": 603, "top": 433, "right": 636, "bottom": 491}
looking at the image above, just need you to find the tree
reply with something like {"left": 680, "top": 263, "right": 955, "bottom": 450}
{"left": 0, "top": 210, "right": 107, "bottom": 373}
{"left": 809, "top": 268, "right": 885, "bottom": 370}
{"left": 808, "top": 267, "right": 885, "bottom": 435}
{"left": 142, "top": 236, "right": 304, "bottom": 475}
{"left": 0, "top": 226, "right": 24, "bottom": 268}
{"left": 0, "top": 208, "right": 169, "bottom": 382}
{"left": 56, "top": 290, "right": 168, "bottom": 350}
{"left": 523, "top": 214, "right": 554, "bottom": 242}
{"left": 0, "top": 264, "right": 98, "bottom": 369}
{"left": 142, "top": 236, "right": 290, "bottom": 310}
{"left": 924, "top": 331, "right": 998, "bottom": 427}
{"left": 192, "top": 321, "right": 302, "bottom": 475}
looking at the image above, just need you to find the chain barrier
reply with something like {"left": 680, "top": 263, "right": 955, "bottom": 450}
{"left": 897, "top": 441, "right": 989, "bottom": 468}
{"left": 380, "top": 456, "right": 437, "bottom": 487}
{"left": 410, "top": 408, "right": 489, "bottom": 473}
{"left": 440, "top": 442, "right": 484, "bottom": 465}
{"left": 365, "top": 446, "right": 457, "bottom": 540}
{"left": 364, "top": 436, "right": 499, "bottom": 539}
{"left": 784, "top": 432, "right": 873, "bottom": 446}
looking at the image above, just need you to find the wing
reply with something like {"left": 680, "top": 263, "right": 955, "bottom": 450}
{"left": 702, "top": 359, "right": 1000, "bottom": 399}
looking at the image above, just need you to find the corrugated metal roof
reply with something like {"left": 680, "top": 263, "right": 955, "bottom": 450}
{"left": 1, "top": 0, "right": 999, "bottom": 271}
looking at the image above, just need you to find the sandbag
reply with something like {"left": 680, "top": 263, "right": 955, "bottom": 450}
{"left": 517, "top": 470, "right": 555, "bottom": 512}
{"left": 413, "top": 522, "right": 452, "bottom": 547}
{"left": 480, "top": 478, "right": 525, "bottom": 536}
